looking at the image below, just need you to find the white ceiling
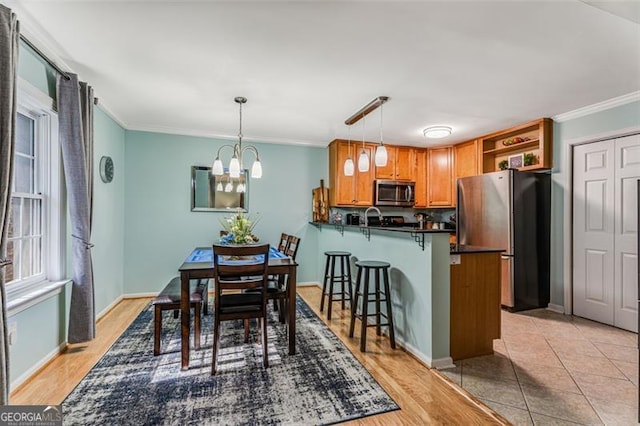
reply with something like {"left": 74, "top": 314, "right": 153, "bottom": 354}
{"left": 7, "top": 0, "right": 640, "bottom": 148}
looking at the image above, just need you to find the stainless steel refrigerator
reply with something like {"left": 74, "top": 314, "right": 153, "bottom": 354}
{"left": 456, "top": 169, "right": 551, "bottom": 311}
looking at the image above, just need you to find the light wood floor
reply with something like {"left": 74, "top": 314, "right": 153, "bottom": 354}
{"left": 10, "top": 287, "right": 507, "bottom": 425}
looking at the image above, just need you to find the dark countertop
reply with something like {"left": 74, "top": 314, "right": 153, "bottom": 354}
{"left": 449, "top": 245, "right": 506, "bottom": 254}
{"left": 309, "top": 221, "right": 453, "bottom": 233}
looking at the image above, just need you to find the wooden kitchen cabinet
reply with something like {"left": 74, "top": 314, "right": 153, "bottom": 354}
{"left": 328, "top": 139, "right": 375, "bottom": 206}
{"left": 450, "top": 251, "right": 501, "bottom": 361}
{"left": 375, "top": 145, "right": 415, "bottom": 181}
{"left": 427, "top": 146, "right": 454, "bottom": 207}
{"left": 454, "top": 139, "right": 481, "bottom": 180}
{"left": 414, "top": 149, "right": 428, "bottom": 207}
{"left": 480, "top": 118, "right": 553, "bottom": 173}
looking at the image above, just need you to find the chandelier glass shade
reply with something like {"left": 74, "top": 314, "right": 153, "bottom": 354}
{"left": 212, "top": 97, "right": 263, "bottom": 180}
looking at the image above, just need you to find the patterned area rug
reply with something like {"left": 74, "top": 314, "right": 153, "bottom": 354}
{"left": 62, "top": 296, "right": 399, "bottom": 425}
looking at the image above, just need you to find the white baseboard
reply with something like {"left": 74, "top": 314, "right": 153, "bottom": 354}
{"left": 96, "top": 295, "right": 124, "bottom": 321}
{"left": 431, "top": 357, "right": 456, "bottom": 370}
{"left": 547, "top": 303, "right": 565, "bottom": 314}
{"left": 123, "top": 292, "right": 158, "bottom": 298}
{"left": 390, "top": 336, "right": 454, "bottom": 369}
{"left": 9, "top": 342, "right": 66, "bottom": 393}
{"left": 297, "top": 281, "right": 320, "bottom": 287}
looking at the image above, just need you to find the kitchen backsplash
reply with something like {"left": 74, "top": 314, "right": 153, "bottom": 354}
{"left": 330, "top": 206, "right": 456, "bottom": 225}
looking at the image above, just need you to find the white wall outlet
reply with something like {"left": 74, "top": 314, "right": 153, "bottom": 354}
{"left": 450, "top": 254, "right": 461, "bottom": 265}
{"left": 7, "top": 321, "right": 17, "bottom": 346}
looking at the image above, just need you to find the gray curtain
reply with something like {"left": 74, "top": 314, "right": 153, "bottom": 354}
{"left": 58, "top": 73, "right": 95, "bottom": 343}
{"left": 0, "top": 4, "right": 18, "bottom": 404}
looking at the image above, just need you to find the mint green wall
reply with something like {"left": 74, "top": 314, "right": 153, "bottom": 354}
{"left": 123, "top": 131, "right": 326, "bottom": 294}
{"left": 17, "top": 40, "right": 57, "bottom": 99}
{"left": 8, "top": 296, "right": 66, "bottom": 389}
{"left": 550, "top": 100, "right": 640, "bottom": 306}
{"left": 92, "top": 108, "right": 126, "bottom": 314}
{"left": 9, "top": 46, "right": 127, "bottom": 390}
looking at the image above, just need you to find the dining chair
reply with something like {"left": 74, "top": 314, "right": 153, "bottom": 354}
{"left": 244, "top": 235, "right": 301, "bottom": 332}
{"left": 277, "top": 233, "right": 290, "bottom": 253}
{"left": 212, "top": 243, "right": 270, "bottom": 375}
{"left": 273, "top": 235, "right": 301, "bottom": 320}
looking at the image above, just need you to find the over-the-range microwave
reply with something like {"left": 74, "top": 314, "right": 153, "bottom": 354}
{"left": 374, "top": 180, "right": 415, "bottom": 207}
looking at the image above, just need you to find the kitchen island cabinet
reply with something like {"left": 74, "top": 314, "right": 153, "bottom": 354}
{"left": 449, "top": 249, "right": 502, "bottom": 360}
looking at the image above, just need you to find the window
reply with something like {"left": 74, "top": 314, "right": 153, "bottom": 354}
{"left": 5, "top": 80, "right": 65, "bottom": 311}
{"left": 6, "top": 112, "right": 44, "bottom": 284}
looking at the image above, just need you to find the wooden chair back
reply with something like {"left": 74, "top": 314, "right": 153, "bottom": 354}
{"left": 285, "top": 235, "right": 301, "bottom": 260}
{"left": 277, "top": 233, "right": 290, "bottom": 253}
{"left": 212, "top": 244, "right": 270, "bottom": 292}
{"left": 211, "top": 243, "right": 271, "bottom": 374}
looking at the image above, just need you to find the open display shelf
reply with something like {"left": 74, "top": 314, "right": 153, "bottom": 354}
{"left": 481, "top": 118, "right": 553, "bottom": 173}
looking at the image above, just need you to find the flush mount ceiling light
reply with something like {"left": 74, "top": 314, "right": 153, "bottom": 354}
{"left": 212, "top": 97, "right": 263, "bottom": 179}
{"left": 423, "top": 126, "right": 452, "bottom": 139}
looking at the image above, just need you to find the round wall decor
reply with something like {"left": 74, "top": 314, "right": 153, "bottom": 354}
{"left": 99, "top": 156, "right": 114, "bottom": 183}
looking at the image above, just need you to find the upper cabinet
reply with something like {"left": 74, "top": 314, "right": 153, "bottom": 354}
{"left": 375, "top": 145, "right": 416, "bottom": 181}
{"left": 427, "top": 146, "right": 454, "bottom": 207}
{"left": 480, "top": 118, "right": 553, "bottom": 173}
{"left": 454, "top": 139, "right": 481, "bottom": 180}
{"left": 414, "top": 149, "right": 428, "bottom": 208}
{"left": 328, "top": 139, "right": 375, "bottom": 207}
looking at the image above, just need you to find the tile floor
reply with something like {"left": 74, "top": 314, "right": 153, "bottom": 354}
{"left": 441, "top": 309, "right": 639, "bottom": 425}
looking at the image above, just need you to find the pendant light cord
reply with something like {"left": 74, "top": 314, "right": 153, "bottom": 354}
{"left": 379, "top": 103, "right": 383, "bottom": 144}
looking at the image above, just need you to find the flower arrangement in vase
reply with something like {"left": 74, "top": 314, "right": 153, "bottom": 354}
{"left": 219, "top": 210, "right": 260, "bottom": 245}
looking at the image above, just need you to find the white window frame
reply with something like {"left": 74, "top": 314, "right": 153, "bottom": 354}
{"left": 6, "top": 79, "right": 68, "bottom": 316}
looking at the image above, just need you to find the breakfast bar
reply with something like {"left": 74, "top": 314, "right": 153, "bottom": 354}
{"left": 311, "top": 222, "right": 503, "bottom": 367}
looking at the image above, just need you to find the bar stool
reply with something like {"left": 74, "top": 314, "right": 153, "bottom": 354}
{"left": 320, "top": 251, "right": 353, "bottom": 320}
{"left": 349, "top": 260, "right": 396, "bottom": 352}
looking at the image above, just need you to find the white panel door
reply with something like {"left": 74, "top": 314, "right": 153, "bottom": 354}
{"left": 573, "top": 141, "right": 615, "bottom": 324}
{"left": 613, "top": 134, "right": 640, "bottom": 332}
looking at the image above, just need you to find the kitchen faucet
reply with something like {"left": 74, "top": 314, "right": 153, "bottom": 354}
{"left": 364, "top": 206, "right": 383, "bottom": 226}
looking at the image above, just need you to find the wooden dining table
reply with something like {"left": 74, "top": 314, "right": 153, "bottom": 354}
{"left": 178, "top": 246, "right": 299, "bottom": 370}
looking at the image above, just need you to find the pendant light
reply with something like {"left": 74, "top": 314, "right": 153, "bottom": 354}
{"left": 357, "top": 115, "right": 370, "bottom": 172}
{"left": 344, "top": 96, "right": 389, "bottom": 173}
{"left": 343, "top": 125, "right": 354, "bottom": 176}
{"left": 212, "top": 97, "right": 263, "bottom": 179}
{"left": 374, "top": 102, "right": 387, "bottom": 167}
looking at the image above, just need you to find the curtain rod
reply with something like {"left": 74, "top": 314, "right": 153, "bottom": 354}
{"left": 19, "top": 34, "right": 71, "bottom": 81}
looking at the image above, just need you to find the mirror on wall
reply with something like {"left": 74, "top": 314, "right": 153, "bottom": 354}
{"left": 191, "top": 166, "right": 248, "bottom": 212}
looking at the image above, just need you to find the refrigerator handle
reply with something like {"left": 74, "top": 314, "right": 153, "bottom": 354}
{"left": 508, "top": 172, "right": 514, "bottom": 253}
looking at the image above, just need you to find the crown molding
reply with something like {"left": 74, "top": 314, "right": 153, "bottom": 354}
{"left": 552, "top": 91, "right": 640, "bottom": 122}
{"left": 125, "top": 123, "right": 324, "bottom": 147}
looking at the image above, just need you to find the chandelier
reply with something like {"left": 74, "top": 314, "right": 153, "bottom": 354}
{"left": 212, "top": 97, "right": 263, "bottom": 183}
